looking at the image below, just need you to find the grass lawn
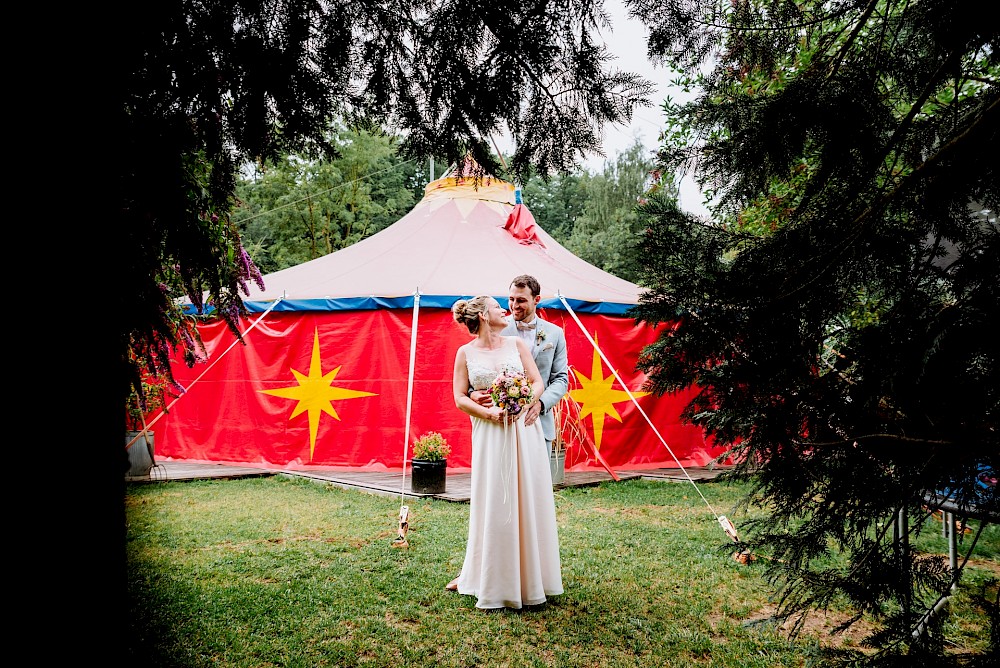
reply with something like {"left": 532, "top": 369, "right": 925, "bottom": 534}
{"left": 125, "top": 476, "right": 997, "bottom": 667}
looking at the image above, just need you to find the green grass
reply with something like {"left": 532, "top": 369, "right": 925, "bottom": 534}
{"left": 125, "top": 476, "right": 997, "bottom": 667}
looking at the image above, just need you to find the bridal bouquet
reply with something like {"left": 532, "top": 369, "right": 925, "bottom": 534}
{"left": 489, "top": 372, "right": 534, "bottom": 416}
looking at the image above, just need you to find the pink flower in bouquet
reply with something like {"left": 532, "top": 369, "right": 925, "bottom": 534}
{"left": 489, "top": 372, "right": 534, "bottom": 416}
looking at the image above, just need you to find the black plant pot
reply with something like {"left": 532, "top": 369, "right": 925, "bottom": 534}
{"left": 411, "top": 458, "right": 447, "bottom": 494}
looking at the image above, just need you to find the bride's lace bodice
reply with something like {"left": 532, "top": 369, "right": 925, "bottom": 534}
{"left": 466, "top": 337, "right": 524, "bottom": 390}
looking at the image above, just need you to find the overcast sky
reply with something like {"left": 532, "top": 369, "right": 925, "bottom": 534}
{"left": 586, "top": 4, "right": 666, "bottom": 171}
{"left": 489, "top": 3, "right": 710, "bottom": 217}
{"left": 592, "top": 3, "right": 709, "bottom": 217}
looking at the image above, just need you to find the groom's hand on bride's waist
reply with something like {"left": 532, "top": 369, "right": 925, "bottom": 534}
{"left": 523, "top": 401, "right": 542, "bottom": 426}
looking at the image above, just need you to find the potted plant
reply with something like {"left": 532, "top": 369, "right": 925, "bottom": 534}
{"left": 125, "top": 374, "right": 178, "bottom": 477}
{"left": 410, "top": 431, "right": 451, "bottom": 494}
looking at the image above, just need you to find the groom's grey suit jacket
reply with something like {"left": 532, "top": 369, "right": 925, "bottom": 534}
{"left": 502, "top": 316, "right": 569, "bottom": 443}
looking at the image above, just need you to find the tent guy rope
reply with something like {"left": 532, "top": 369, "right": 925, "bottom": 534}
{"left": 126, "top": 296, "right": 285, "bottom": 453}
{"left": 392, "top": 288, "right": 422, "bottom": 548}
{"left": 555, "top": 291, "right": 743, "bottom": 546}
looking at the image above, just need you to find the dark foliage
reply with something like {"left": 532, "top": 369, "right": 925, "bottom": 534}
{"left": 626, "top": 0, "right": 998, "bottom": 663}
{"left": 103, "top": 0, "right": 652, "bottom": 656}
{"left": 118, "top": 0, "right": 652, "bottom": 413}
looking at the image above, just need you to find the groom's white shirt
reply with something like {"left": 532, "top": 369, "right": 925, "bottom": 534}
{"left": 502, "top": 314, "right": 569, "bottom": 444}
{"left": 514, "top": 316, "right": 538, "bottom": 349}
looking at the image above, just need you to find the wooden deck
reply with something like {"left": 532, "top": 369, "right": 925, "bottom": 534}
{"left": 127, "top": 460, "right": 731, "bottom": 503}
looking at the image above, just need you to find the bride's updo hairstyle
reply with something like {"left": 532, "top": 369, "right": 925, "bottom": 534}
{"left": 452, "top": 295, "right": 492, "bottom": 335}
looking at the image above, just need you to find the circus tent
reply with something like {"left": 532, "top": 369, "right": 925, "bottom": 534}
{"left": 153, "top": 165, "right": 727, "bottom": 472}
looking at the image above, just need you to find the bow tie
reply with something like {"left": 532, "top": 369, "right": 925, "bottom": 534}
{"left": 516, "top": 320, "right": 537, "bottom": 331}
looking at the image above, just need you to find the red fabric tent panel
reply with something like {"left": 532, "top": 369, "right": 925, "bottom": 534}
{"left": 154, "top": 309, "right": 728, "bottom": 471}
{"left": 503, "top": 203, "right": 546, "bottom": 247}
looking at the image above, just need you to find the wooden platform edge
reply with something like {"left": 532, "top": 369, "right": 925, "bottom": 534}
{"left": 124, "top": 462, "right": 732, "bottom": 503}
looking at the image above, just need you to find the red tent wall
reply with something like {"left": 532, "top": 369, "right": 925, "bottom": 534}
{"left": 155, "top": 308, "right": 727, "bottom": 471}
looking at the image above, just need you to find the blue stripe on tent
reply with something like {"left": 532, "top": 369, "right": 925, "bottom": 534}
{"left": 184, "top": 296, "right": 636, "bottom": 316}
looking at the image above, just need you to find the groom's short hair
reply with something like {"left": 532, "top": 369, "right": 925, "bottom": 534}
{"left": 510, "top": 274, "right": 540, "bottom": 297}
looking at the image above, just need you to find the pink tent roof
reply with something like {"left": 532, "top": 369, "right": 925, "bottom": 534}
{"left": 239, "top": 170, "right": 644, "bottom": 313}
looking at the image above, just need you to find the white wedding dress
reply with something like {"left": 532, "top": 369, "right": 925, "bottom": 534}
{"left": 456, "top": 336, "right": 563, "bottom": 609}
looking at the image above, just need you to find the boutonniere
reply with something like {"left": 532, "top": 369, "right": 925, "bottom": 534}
{"left": 535, "top": 328, "right": 547, "bottom": 346}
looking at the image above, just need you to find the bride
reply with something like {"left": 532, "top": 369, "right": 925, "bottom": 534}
{"left": 447, "top": 295, "right": 563, "bottom": 610}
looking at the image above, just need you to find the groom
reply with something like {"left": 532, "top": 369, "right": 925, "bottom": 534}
{"left": 472, "top": 274, "right": 569, "bottom": 462}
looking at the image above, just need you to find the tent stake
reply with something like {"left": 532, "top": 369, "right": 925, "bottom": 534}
{"left": 391, "top": 505, "right": 410, "bottom": 548}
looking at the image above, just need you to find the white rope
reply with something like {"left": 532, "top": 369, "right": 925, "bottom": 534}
{"left": 126, "top": 296, "right": 285, "bottom": 449}
{"left": 398, "top": 289, "right": 421, "bottom": 505}
{"left": 555, "top": 292, "right": 737, "bottom": 540}
{"left": 500, "top": 418, "right": 515, "bottom": 525}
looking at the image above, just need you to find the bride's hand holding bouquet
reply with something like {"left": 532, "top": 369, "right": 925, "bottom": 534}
{"left": 483, "top": 405, "right": 508, "bottom": 424}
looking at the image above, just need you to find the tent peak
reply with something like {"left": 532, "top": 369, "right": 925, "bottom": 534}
{"left": 442, "top": 155, "right": 503, "bottom": 182}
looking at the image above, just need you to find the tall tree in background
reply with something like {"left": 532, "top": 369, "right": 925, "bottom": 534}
{"left": 520, "top": 170, "right": 589, "bottom": 242}
{"left": 521, "top": 139, "right": 676, "bottom": 282}
{"left": 627, "top": 0, "right": 998, "bottom": 663}
{"left": 563, "top": 139, "right": 662, "bottom": 282}
{"left": 236, "top": 127, "right": 421, "bottom": 274}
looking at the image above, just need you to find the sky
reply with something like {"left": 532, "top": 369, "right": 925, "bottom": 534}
{"left": 486, "top": 3, "right": 709, "bottom": 217}
{"left": 585, "top": 5, "right": 668, "bottom": 171}
{"left": 589, "top": 3, "right": 710, "bottom": 217}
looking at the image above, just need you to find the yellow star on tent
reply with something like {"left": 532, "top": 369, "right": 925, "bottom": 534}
{"left": 569, "top": 333, "right": 649, "bottom": 450}
{"left": 260, "top": 328, "right": 376, "bottom": 460}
